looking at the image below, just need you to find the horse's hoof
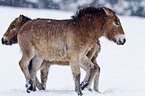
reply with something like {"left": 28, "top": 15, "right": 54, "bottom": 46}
{"left": 80, "top": 81, "right": 89, "bottom": 90}
{"left": 37, "top": 83, "right": 45, "bottom": 90}
{"left": 25, "top": 79, "right": 34, "bottom": 93}
{"left": 26, "top": 89, "right": 31, "bottom": 93}
{"left": 94, "top": 89, "right": 101, "bottom": 93}
{"left": 41, "top": 86, "right": 45, "bottom": 90}
{"left": 77, "top": 91, "right": 83, "bottom": 96}
{"left": 88, "top": 88, "right": 92, "bottom": 92}
{"left": 75, "top": 88, "right": 83, "bottom": 96}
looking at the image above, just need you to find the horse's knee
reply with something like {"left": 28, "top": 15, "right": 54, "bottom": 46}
{"left": 94, "top": 64, "right": 100, "bottom": 73}
{"left": 97, "top": 65, "right": 100, "bottom": 74}
{"left": 19, "top": 59, "right": 23, "bottom": 67}
{"left": 19, "top": 59, "right": 26, "bottom": 72}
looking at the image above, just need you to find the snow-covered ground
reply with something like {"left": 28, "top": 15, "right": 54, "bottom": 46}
{"left": 0, "top": 6, "right": 145, "bottom": 96}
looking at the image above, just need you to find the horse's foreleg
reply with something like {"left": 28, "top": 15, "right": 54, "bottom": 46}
{"left": 70, "top": 55, "right": 83, "bottom": 96}
{"left": 80, "top": 56, "right": 97, "bottom": 90}
{"left": 19, "top": 54, "right": 34, "bottom": 93}
{"left": 40, "top": 60, "right": 51, "bottom": 90}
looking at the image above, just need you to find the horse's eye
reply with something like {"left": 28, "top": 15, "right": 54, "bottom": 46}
{"left": 10, "top": 27, "right": 14, "bottom": 29}
{"left": 10, "top": 26, "right": 15, "bottom": 30}
{"left": 115, "top": 22, "right": 119, "bottom": 25}
{"left": 113, "top": 22, "right": 119, "bottom": 26}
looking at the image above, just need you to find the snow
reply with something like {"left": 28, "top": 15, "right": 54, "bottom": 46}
{"left": 26, "top": 0, "right": 38, "bottom": 3}
{"left": 0, "top": 6, "right": 145, "bottom": 96}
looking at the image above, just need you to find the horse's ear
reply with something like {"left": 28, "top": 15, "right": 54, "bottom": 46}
{"left": 18, "top": 15, "right": 24, "bottom": 22}
{"left": 102, "top": 7, "right": 112, "bottom": 16}
{"left": 18, "top": 14, "right": 31, "bottom": 22}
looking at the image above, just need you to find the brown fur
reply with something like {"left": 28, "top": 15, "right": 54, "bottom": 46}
{"left": 1, "top": 15, "right": 31, "bottom": 45}
{"left": 2, "top": 14, "right": 101, "bottom": 92}
{"left": 4, "top": 6, "right": 126, "bottom": 95}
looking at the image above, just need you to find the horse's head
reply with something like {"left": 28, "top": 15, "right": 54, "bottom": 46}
{"left": 1, "top": 15, "right": 31, "bottom": 45}
{"left": 102, "top": 7, "right": 126, "bottom": 45}
{"left": 71, "top": 6, "right": 126, "bottom": 45}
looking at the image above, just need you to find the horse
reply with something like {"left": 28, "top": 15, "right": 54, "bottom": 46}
{"left": 1, "top": 8, "right": 125, "bottom": 95}
{"left": 2, "top": 15, "right": 101, "bottom": 92}
{"left": 16, "top": 6, "right": 126, "bottom": 96}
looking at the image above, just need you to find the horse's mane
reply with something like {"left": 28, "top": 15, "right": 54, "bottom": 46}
{"left": 71, "top": 6, "right": 115, "bottom": 24}
{"left": 21, "top": 15, "right": 32, "bottom": 21}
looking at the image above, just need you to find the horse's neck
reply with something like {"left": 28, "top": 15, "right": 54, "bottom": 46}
{"left": 77, "top": 19, "right": 104, "bottom": 42}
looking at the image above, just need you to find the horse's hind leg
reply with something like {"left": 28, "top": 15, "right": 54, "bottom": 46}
{"left": 29, "top": 55, "right": 43, "bottom": 91}
{"left": 85, "top": 57, "right": 100, "bottom": 92}
{"left": 92, "top": 58, "right": 100, "bottom": 92}
{"left": 85, "top": 41, "right": 101, "bottom": 92}
{"left": 28, "top": 59, "right": 44, "bottom": 90}
{"left": 87, "top": 55, "right": 100, "bottom": 92}
{"left": 35, "top": 76, "right": 44, "bottom": 90}
{"left": 80, "top": 56, "right": 97, "bottom": 90}
{"left": 40, "top": 60, "right": 51, "bottom": 90}
{"left": 93, "top": 65, "right": 100, "bottom": 92}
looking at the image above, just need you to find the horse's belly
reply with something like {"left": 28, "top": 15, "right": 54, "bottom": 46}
{"left": 35, "top": 44, "right": 68, "bottom": 61}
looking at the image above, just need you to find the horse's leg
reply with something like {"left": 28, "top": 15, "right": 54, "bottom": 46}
{"left": 83, "top": 57, "right": 100, "bottom": 92}
{"left": 86, "top": 40, "right": 101, "bottom": 92}
{"left": 93, "top": 66, "right": 100, "bottom": 92}
{"left": 40, "top": 60, "right": 51, "bottom": 90}
{"left": 80, "top": 66, "right": 92, "bottom": 91}
{"left": 80, "top": 56, "right": 97, "bottom": 90}
{"left": 28, "top": 59, "right": 44, "bottom": 90}
{"left": 91, "top": 57, "right": 100, "bottom": 92}
{"left": 70, "top": 55, "right": 82, "bottom": 96}
{"left": 19, "top": 50, "right": 34, "bottom": 93}
{"left": 29, "top": 55, "right": 43, "bottom": 91}
{"left": 84, "top": 59, "right": 100, "bottom": 92}
{"left": 40, "top": 61, "right": 70, "bottom": 90}
{"left": 35, "top": 76, "right": 45, "bottom": 90}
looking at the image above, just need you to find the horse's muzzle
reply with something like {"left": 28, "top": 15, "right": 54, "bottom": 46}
{"left": 1, "top": 37, "right": 10, "bottom": 45}
{"left": 116, "top": 38, "right": 126, "bottom": 45}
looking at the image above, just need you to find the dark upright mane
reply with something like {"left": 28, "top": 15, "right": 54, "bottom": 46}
{"left": 71, "top": 6, "right": 115, "bottom": 24}
{"left": 21, "top": 15, "right": 32, "bottom": 21}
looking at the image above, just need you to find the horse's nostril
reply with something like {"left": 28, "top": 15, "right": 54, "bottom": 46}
{"left": 1, "top": 38, "right": 4, "bottom": 44}
{"left": 1, "top": 38, "right": 8, "bottom": 45}
{"left": 123, "top": 38, "right": 126, "bottom": 44}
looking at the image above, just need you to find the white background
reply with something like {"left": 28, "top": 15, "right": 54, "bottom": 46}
{"left": 0, "top": 6, "right": 145, "bottom": 96}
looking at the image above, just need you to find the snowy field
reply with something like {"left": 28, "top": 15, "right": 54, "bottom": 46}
{"left": 0, "top": 6, "right": 145, "bottom": 96}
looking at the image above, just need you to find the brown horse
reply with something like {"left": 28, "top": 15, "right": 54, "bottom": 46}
{"left": 17, "top": 6, "right": 126, "bottom": 96}
{"left": 1, "top": 6, "right": 125, "bottom": 95}
{"left": 2, "top": 15, "right": 101, "bottom": 92}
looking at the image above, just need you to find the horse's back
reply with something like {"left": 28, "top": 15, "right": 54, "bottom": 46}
{"left": 18, "top": 19, "right": 74, "bottom": 61}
